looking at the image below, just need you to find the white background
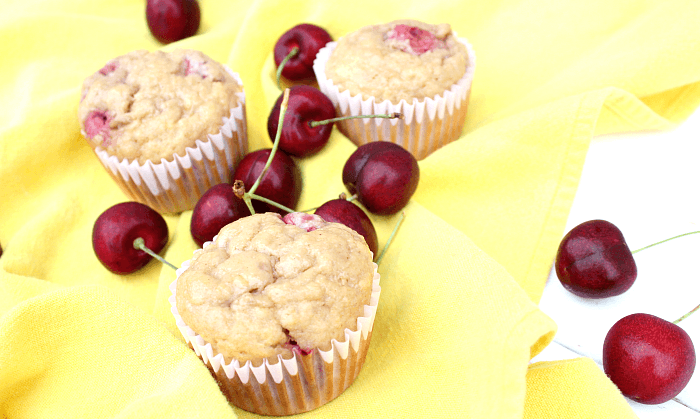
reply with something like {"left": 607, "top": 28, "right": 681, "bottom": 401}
{"left": 532, "top": 104, "right": 700, "bottom": 417}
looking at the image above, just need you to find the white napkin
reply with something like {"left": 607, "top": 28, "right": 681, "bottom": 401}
{"left": 535, "top": 105, "right": 700, "bottom": 417}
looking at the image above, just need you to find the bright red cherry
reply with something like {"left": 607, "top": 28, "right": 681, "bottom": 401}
{"left": 190, "top": 183, "right": 250, "bottom": 247}
{"left": 231, "top": 148, "right": 301, "bottom": 215}
{"left": 92, "top": 202, "right": 169, "bottom": 274}
{"left": 267, "top": 85, "right": 336, "bottom": 158}
{"left": 315, "top": 197, "right": 379, "bottom": 258}
{"left": 274, "top": 23, "right": 332, "bottom": 81}
{"left": 342, "top": 142, "right": 420, "bottom": 215}
{"left": 146, "top": 0, "right": 200, "bottom": 44}
{"left": 555, "top": 220, "right": 637, "bottom": 298}
{"left": 603, "top": 313, "right": 696, "bottom": 404}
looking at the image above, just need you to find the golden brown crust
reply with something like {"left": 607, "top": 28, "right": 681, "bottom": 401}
{"left": 325, "top": 19, "right": 469, "bottom": 103}
{"left": 78, "top": 49, "right": 242, "bottom": 164}
{"left": 175, "top": 213, "right": 374, "bottom": 364}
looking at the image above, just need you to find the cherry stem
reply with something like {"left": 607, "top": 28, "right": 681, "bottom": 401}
{"left": 631, "top": 231, "right": 700, "bottom": 254}
{"left": 674, "top": 303, "right": 700, "bottom": 324}
{"left": 376, "top": 211, "right": 406, "bottom": 265}
{"left": 133, "top": 238, "right": 177, "bottom": 271}
{"left": 309, "top": 112, "right": 403, "bottom": 128}
{"left": 276, "top": 47, "right": 299, "bottom": 89}
{"left": 242, "top": 88, "right": 291, "bottom": 215}
{"left": 248, "top": 192, "right": 295, "bottom": 213}
{"left": 628, "top": 230, "right": 700, "bottom": 324}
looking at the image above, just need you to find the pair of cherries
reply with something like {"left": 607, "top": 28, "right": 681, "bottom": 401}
{"left": 555, "top": 220, "right": 697, "bottom": 405}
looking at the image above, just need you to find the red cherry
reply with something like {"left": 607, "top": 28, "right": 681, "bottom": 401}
{"left": 190, "top": 183, "right": 251, "bottom": 247}
{"left": 315, "top": 198, "right": 379, "bottom": 258}
{"left": 603, "top": 313, "right": 696, "bottom": 404}
{"left": 274, "top": 23, "right": 332, "bottom": 81}
{"left": 267, "top": 86, "right": 336, "bottom": 158}
{"left": 342, "top": 142, "right": 420, "bottom": 215}
{"left": 92, "top": 202, "right": 169, "bottom": 274}
{"left": 231, "top": 148, "right": 302, "bottom": 215}
{"left": 555, "top": 220, "right": 637, "bottom": 298}
{"left": 146, "top": 0, "right": 200, "bottom": 44}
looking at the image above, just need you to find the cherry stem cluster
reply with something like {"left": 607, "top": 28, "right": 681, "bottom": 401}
{"left": 133, "top": 237, "right": 177, "bottom": 271}
{"left": 276, "top": 47, "right": 299, "bottom": 89}
{"left": 631, "top": 230, "right": 700, "bottom": 324}
{"left": 234, "top": 88, "right": 292, "bottom": 215}
{"left": 309, "top": 112, "right": 403, "bottom": 128}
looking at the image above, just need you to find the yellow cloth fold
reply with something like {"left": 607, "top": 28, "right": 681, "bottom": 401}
{"left": 1, "top": 0, "right": 699, "bottom": 417}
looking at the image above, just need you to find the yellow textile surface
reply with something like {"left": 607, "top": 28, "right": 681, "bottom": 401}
{"left": 1, "top": 0, "right": 699, "bottom": 417}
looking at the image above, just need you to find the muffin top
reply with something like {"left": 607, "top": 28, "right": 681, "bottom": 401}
{"left": 175, "top": 212, "right": 375, "bottom": 364}
{"left": 324, "top": 20, "right": 469, "bottom": 103}
{"left": 78, "top": 49, "right": 242, "bottom": 164}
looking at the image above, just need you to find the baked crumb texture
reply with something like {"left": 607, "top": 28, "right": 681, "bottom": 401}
{"left": 79, "top": 49, "right": 241, "bottom": 164}
{"left": 79, "top": 49, "right": 248, "bottom": 213}
{"left": 170, "top": 213, "right": 381, "bottom": 415}
{"left": 314, "top": 19, "right": 476, "bottom": 160}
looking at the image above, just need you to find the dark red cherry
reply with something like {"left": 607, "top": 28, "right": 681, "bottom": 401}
{"left": 342, "top": 142, "right": 420, "bottom": 215}
{"left": 274, "top": 23, "right": 332, "bottom": 81}
{"left": 146, "top": 0, "right": 200, "bottom": 44}
{"left": 603, "top": 313, "right": 696, "bottom": 404}
{"left": 315, "top": 198, "right": 379, "bottom": 258}
{"left": 190, "top": 183, "right": 251, "bottom": 247}
{"left": 267, "top": 85, "right": 336, "bottom": 158}
{"left": 92, "top": 202, "right": 169, "bottom": 274}
{"left": 231, "top": 148, "right": 301, "bottom": 215}
{"left": 555, "top": 220, "right": 637, "bottom": 298}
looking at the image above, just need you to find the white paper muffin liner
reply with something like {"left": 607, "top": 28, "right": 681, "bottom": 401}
{"left": 86, "top": 69, "right": 248, "bottom": 214}
{"left": 313, "top": 37, "right": 475, "bottom": 160}
{"left": 169, "top": 238, "right": 381, "bottom": 416}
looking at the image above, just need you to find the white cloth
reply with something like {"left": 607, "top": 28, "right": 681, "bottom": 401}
{"left": 535, "top": 105, "right": 700, "bottom": 417}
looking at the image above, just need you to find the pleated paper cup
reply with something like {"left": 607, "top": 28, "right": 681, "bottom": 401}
{"left": 313, "top": 38, "right": 475, "bottom": 160}
{"left": 169, "top": 241, "right": 381, "bottom": 416}
{"left": 86, "top": 70, "right": 248, "bottom": 214}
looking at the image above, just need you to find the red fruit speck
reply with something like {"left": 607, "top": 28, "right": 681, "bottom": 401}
{"left": 282, "top": 212, "right": 325, "bottom": 232}
{"left": 84, "top": 110, "right": 112, "bottom": 145}
{"left": 99, "top": 62, "right": 118, "bottom": 76}
{"left": 387, "top": 24, "right": 445, "bottom": 54}
{"left": 184, "top": 58, "right": 208, "bottom": 78}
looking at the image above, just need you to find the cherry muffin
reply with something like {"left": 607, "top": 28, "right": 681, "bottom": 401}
{"left": 170, "top": 212, "right": 381, "bottom": 415}
{"left": 314, "top": 19, "right": 475, "bottom": 160}
{"left": 79, "top": 49, "right": 247, "bottom": 213}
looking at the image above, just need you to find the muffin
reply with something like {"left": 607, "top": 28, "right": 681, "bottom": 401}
{"left": 313, "top": 19, "right": 475, "bottom": 160}
{"left": 169, "top": 212, "right": 381, "bottom": 415}
{"left": 79, "top": 49, "right": 248, "bottom": 213}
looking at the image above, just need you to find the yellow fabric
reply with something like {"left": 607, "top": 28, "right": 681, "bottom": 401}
{"left": 525, "top": 359, "right": 639, "bottom": 418}
{"left": 1, "top": 0, "right": 699, "bottom": 418}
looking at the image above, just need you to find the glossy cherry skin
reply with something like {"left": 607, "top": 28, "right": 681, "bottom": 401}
{"left": 146, "top": 0, "right": 200, "bottom": 44}
{"left": 315, "top": 198, "right": 379, "bottom": 258}
{"left": 343, "top": 142, "right": 420, "bottom": 215}
{"left": 555, "top": 220, "right": 637, "bottom": 298}
{"left": 603, "top": 313, "right": 696, "bottom": 404}
{"left": 267, "top": 85, "right": 336, "bottom": 158}
{"left": 92, "top": 202, "right": 169, "bottom": 274}
{"left": 274, "top": 23, "right": 332, "bottom": 81}
{"left": 190, "top": 183, "right": 251, "bottom": 247}
{"left": 231, "top": 148, "right": 302, "bottom": 215}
